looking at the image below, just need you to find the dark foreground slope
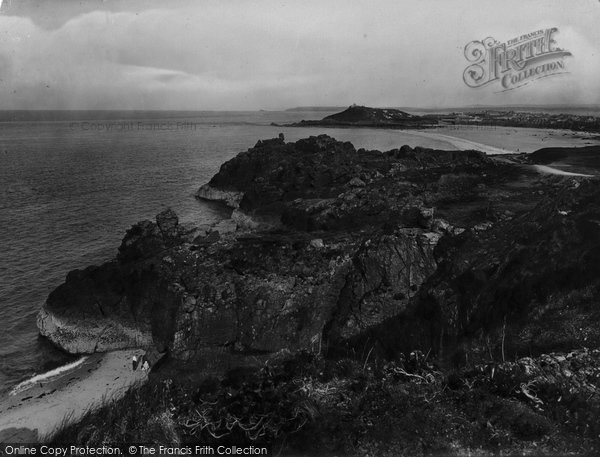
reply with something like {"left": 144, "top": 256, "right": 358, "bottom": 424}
{"left": 40, "top": 135, "right": 600, "bottom": 455}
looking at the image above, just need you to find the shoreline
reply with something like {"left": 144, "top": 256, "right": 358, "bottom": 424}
{"left": 419, "top": 125, "right": 600, "bottom": 153}
{"left": 278, "top": 124, "right": 600, "bottom": 156}
{"left": 8, "top": 357, "right": 89, "bottom": 398}
{"left": 0, "top": 349, "right": 148, "bottom": 443}
{"left": 409, "top": 128, "right": 516, "bottom": 155}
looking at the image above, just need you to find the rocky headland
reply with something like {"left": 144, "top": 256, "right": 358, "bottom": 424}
{"left": 277, "top": 105, "right": 437, "bottom": 129}
{"left": 34, "top": 136, "right": 600, "bottom": 454}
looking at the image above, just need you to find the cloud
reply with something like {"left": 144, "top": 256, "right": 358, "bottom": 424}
{"left": 0, "top": 0, "right": 186, "bottom": 29}
{"left": 0, "top": 0, "right": 598, "bottom": 109}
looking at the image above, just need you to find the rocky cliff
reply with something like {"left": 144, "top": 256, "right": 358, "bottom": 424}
{"left": 38, "top": 135, "right": 600, "bottom": 378}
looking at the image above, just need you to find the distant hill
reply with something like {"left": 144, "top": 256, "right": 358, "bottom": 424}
{"left": 277, "top": 105, "right": 435, "bottom": 128}
{"left": 323, "top": 105, "right": 415, "bottom": 123}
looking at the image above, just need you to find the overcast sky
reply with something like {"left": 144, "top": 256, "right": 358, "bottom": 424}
{"left": 0, "top": 0, "right": 598, "bottom": 110}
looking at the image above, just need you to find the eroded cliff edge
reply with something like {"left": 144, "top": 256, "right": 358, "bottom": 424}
{"left": 38, "top": 136, "right": 600, "bottom": 377}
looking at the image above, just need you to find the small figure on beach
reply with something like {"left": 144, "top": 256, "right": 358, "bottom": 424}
{"left": 132, "top": 355, "right": 139, "bottom": 371}
{"left": 142, "top": 360, "right": 150, "bottom": 372}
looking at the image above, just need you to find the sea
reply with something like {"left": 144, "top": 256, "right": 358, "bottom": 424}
{"left": 1, "top": 109, "right": 599, "bottom": 395}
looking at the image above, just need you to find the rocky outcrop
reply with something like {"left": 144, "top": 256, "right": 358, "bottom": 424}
{"left": 37, "top": 215, "right": 443, "bottom": 374}
{"left": 37, "top": 305, "right": 152, "bottom": 354}
{"left": 352, "top": 177, "right": 600, "bottom": 365}
{"left": 38, "top": 210, "right": 197, "bottom": 354}
{"left": 326, "top": 229, "right": 439, "bottom": 342}
{"left": 196, "top": 184, "right": 244, "bottom": 209}
{"left": 197, "top": 135, "right": 519, "bottom": 230}
{"left": 38, "top": 135, "right": 600, "bottom": 381}
{"left": 117, "top": 208, "right": 198, "bottom": 263}
{"left": 40, "top": 136, "right": 469, "bottom": 366}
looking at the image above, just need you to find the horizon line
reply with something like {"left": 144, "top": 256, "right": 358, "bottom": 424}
{"left": 1, "top": 103, "right": 600, "bottom": 113}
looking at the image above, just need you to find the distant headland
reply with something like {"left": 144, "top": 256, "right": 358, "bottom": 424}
{"left": 276, "top": 104, "right": 600, "bottom": 133}
{"left": 276, "top": 105, "right": 437, "bottom": 129}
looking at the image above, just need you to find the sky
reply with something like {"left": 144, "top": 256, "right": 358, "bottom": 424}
{"left": 0, "top": 0, "right": 598, "bottom": 110}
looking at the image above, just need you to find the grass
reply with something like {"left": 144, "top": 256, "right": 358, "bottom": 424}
{"left": 50, "top": 350, "right": 600, "bottom": 456}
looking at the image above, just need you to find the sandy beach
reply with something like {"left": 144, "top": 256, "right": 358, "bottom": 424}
{"left": 417, "top": 125, "right": 600, "bottom": 154}
{"left": 0, "top": 350, "right": 148, "bottom": 443}
{"left": 409, "top": 129, "right": 515, "bottom": 154}
{"left": 278, "top": 124, "right": 600, "bottom": 157}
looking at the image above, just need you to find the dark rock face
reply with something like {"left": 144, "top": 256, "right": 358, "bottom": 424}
{"left": 350, "top": 178, "right": 600, "bottom": 365}
{"left": 38, "top": 209, "right": 196, "bottom": 354}
{"left": 203, "top": 135, "right": 363, "bottom": 217}
{"left": 38, "top": 220, "right": 439, "bottom": 373}
{"left": 38, "top": 135, "right": 600, "bottom": 380}
{"left": 326, "top": 230, "right": 439, "bottom": 342}
{"left": 168, "top": 234, "right": 356, "bottom": 368}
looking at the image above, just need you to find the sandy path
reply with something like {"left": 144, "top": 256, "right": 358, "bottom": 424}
{"left": 532, "top": 164, "right": 595, "bottom": 177}
{"left": 0, "top": 349, "right": 148, "bottom": 442}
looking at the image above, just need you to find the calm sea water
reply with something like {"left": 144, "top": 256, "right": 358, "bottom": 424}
{"left": 0, "top": 109, "right": 596, "bottom": 394}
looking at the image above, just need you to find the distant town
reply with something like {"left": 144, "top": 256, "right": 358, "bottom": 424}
{"left": 425, "top": 110, "right": 600, "bottom": 132}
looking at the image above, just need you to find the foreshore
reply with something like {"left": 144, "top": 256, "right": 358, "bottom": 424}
{"left": 413, "top": 125, "right": 600, "bottom": 154}
{"left": 275, "top": 124, "right": 600, "bottom": 157}
{"left": 409, "top": 128, "right": 515, "bottom": 154}
{"left": 0, "top": 349, "right": 148, "bottom": 443}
